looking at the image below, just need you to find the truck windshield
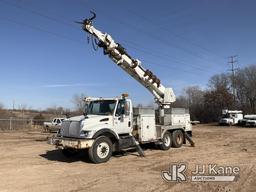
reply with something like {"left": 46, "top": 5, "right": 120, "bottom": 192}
{"left": 87, "top": 100, "right": 116, "bottom": 115}
{"left": 222, "top": 114, "right": 231, "bottom": 118}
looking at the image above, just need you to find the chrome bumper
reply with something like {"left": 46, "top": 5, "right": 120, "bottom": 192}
{"left": 49, "top": 136, "right": 94, "bottom": 149}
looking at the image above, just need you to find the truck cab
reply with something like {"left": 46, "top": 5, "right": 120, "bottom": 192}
{"left": 59, "top": 96, "right": 132, "bottom": 139}
{"left": 52, "top": 95, "right": 135, "bottom": 163}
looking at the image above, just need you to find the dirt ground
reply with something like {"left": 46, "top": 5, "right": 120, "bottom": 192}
{"left": 0, "top": 124, "right": 255, "bottom": 192}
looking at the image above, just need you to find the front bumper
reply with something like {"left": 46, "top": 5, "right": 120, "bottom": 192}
{"left": 219, "top": 120, "right": 233, "bottom": 125}
{"left": 49, "top": 136, "right": 94, "bottom": 149}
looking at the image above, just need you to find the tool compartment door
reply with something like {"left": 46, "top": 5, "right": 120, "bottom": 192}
{"left": 139, "top": 115, "right": 156, "bottom": 142}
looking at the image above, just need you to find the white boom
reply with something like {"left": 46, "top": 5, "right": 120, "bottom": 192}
{"left": 79, "top": 12, "right": 176, "bottom": 107}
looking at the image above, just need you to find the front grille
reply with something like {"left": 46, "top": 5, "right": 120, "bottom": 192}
{"left": 62, "top": 121, "right": 70, "bottom": 136}
{"left": 61, "top": 121, "right": 81, "bottom": 137}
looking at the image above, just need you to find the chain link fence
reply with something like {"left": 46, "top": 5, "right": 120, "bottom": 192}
{"left": 0, "top": 118, "right": 48, "bottom": 131}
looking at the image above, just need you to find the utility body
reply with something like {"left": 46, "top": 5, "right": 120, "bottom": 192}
{"left": 50, "top": 12, "right": 193, "bottom": 163}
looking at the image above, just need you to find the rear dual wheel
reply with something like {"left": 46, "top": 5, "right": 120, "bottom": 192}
{"left": 159, "top": 130, "right": 184, "bottom": 150}
{"left": 172, "top": 130, "right": 184, "bottom": 148}
{"left": 159, "top": 132, "right": 172, "bottom": 150}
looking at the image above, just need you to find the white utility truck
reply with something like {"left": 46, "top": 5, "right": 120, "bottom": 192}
{"left": 238, "top": 115, "right": 256, "bottom": 127}
{"left": 50, "top": 12, "right": 194, "bottom": 163}
{"left": 219, "top": 109, "right": 243, "bottom": 126}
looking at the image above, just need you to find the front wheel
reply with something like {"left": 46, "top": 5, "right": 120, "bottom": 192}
{"left": 88, "top": 136, "right": 113, "bottom": 164}
{"left": 159, "top": 131, "right": 172, "bottom": 150}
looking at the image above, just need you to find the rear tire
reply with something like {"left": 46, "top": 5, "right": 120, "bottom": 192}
{"left": 159, "top": 131, "right": 172, "bottom": 150}
{"left": 172, "top": 130, "right": 184, "bottom": 148}
{"left": 88, "top": 136, "right": 113, "bottom": 164}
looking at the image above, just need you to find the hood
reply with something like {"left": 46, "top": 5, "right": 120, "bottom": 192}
{"left": 68, "top": 115, "right": 86, "bottom": 121}
{"left": 66, "top": 114, "right": 112, "bottom": 129}
{"left": 61, "top": 115, "right": 112, "bottom": 138}
{"left": 82, "top": 115, "right": 112, "bottom": 126}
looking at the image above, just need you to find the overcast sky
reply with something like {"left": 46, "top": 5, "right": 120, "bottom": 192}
{"left": 1, "top": 0, "right": 256, "bottom": 109}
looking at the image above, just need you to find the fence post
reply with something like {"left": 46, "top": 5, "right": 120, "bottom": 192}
{"left": 30, "top": 119, "right": 33, "bottom": 129}
{"left": 9, "top": 117, "right": 12, "bottom": 130}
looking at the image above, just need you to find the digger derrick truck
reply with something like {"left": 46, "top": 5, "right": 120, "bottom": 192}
{"left": 50, "top": 12, "right": 194, "bottom": 163}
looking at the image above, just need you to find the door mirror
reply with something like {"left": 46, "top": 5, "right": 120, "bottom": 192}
{"left": 120, "top": 114, "right": 125, "bottom": 122}
{"left": 120, "top": 105, "right": 125, "bottom": 115}
{"left": 116, "top": 99, "right": 126, "bottom": 117}
{"left": 84, "top": 103, "right": 89, "bottom": 116}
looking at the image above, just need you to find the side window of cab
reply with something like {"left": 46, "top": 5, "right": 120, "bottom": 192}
{"left": 115, "top": 100, "right": 130, "bottom": 116}
{"left": 124, "top": 100, "right": 130, "bottom": 116}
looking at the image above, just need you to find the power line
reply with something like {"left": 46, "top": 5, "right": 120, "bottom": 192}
{"left": 1, "top": 1, "right": 222, "bottom": 78}
{"left": 5, "top": 0, "right": 227, "bottom": 76}
{"left": 2, "top": 0, "right": 222, "bottom": 74}
{"left": 0, "top": 1, "right": 213, "bottom": 75}
{"left": 109, "top": 1, "right": 226, "bottom": 63}
{"left": 0, "top": 0, "right": 76, "bottom": 29}
{"left": 87, "top": 5, "right": 224, "bottom": 72}
{"left": 122, "top": 41, "right": 218, "bottom": 74}
{"left": 1, "top": 16, "right": 84, "bottom": 44}
{"left": 126, "top": 8, "right": 226, "bottom": 62}
{"left": 2, "top": 16, "right": 202, "bottom": 77}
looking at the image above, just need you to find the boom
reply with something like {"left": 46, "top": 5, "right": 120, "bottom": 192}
{"left": 79, "top": 12, "right": 176, "bottom": 107}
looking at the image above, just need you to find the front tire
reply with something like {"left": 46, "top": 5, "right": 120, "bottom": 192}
{"left": 88, "top": 136, "right": 113, "bottom": 164}
{"left": 159, "top": 131, "right": 172, "bottom": 150}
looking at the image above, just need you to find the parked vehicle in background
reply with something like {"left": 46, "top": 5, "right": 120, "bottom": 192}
{"left": 44, "top": 118, "right": 65, "bottom": 132}
{"left": 219, "top": 110, "right": 243, "bottom": 126}
{"left": 238, "top": 115, "right": 256, "bottom": 127}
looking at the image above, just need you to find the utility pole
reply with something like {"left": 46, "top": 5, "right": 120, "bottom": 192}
{"left": 228, "top": 55, "right": 238, "bottom": 107}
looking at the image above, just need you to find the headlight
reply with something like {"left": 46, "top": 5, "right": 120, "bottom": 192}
{"left": 80, "top": 130, "right": 92, "bottom": 138}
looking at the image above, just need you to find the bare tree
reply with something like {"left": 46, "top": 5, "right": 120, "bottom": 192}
{"left": 185, "top": 86, "right": 204, "bottom": 106}
{"left": 46, "top": 105, "right": 66, "bottom": 116}
{"left": 204, "top": 88, "right": 233, "bottom": 122}
{"left": 72, "top": 93, "right": 86, "bottom": 113}
{"left": 172, "top": 96, "right": 188, "bottom": 108}
{"left": 236, "top": 65, "right": 256, "bottom": 113}
{"left": 185, "top": 86, "right": 204, "bottom": 121}
{"left": 208, "top": 73, "right": 231, "bottom": 91}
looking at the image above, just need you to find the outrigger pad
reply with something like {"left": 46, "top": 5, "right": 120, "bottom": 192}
{"left": 184, "top": 132, "right": 195, "bottom": 147}
{"left": 131, "top": 136, "right": 145, "bottom": 157}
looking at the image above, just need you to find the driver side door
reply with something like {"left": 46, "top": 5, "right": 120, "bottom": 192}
{"left": 113, "top": 99, "right": 132, "bottom": 134}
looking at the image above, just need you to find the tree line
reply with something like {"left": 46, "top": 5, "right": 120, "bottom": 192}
{"left": 0, "top": 65, "right": 255, "bottom": 123}
{"left": 173, "top": 65, "right": 256, "bottom": 123}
